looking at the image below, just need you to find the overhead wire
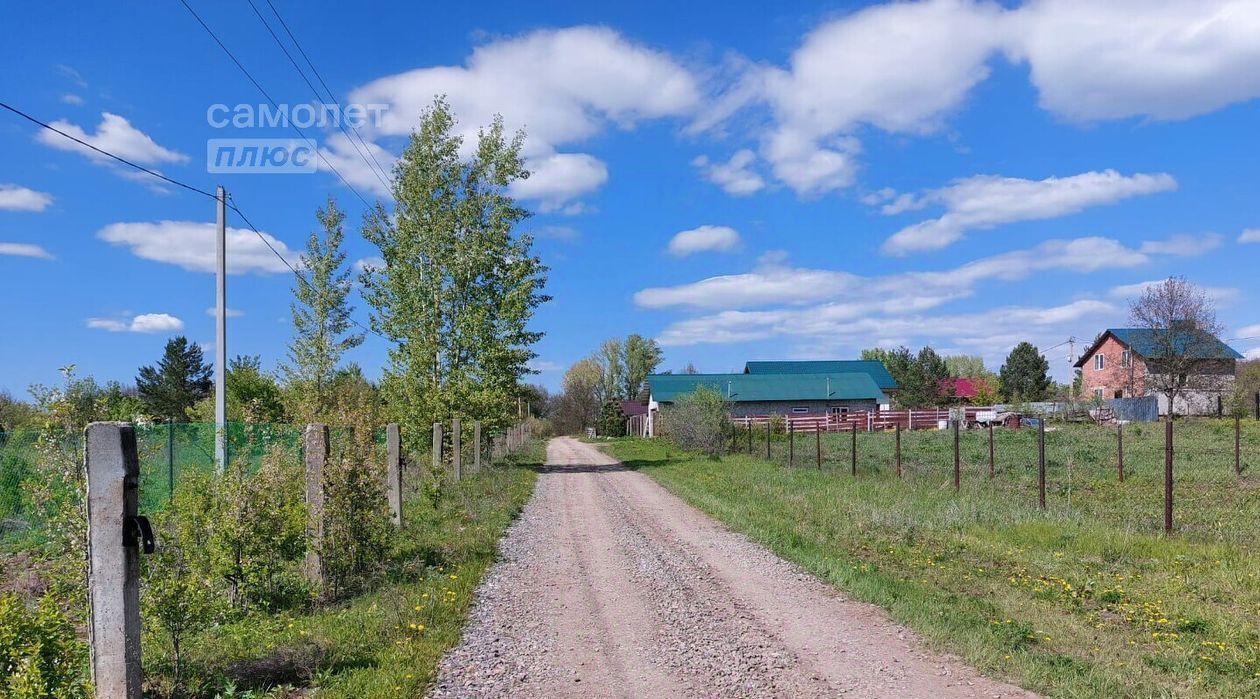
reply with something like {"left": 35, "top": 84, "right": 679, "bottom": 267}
{"left": 1, "top": 99, "right": 386, "bottom": 340}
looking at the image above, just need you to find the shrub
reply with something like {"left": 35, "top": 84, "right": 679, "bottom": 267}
{"left": 319, "top": 433, "right": 393, "bottom": 599}
{"left": 596, "top": 400, "right": 626, "bottom": 438}
{"left": 663, "top": 387, "right": 730, "bottom": 457}
{"left": 0, "top": 593, "right": 90, "bottom": 698}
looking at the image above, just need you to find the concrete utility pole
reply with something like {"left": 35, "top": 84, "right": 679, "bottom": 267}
{"left": 214, "top": 185, "right": 227, "bottom": 471}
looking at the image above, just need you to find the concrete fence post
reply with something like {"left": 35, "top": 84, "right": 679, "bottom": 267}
{"left": 432, "top": 422, "right": 443, "bottom": 473}
{"left": 474, "top": 421, "right": 482, "bottom": 472}
{"left": 86, "top": 422, "right": 144, "bottom": 699}
{"left": 385, "top": 423, "right": 402, "bottom": 527}
{"left": 452, "top": 418, "right": 462, "bottom": 482}
{"left": 304, "top": 424, "right": 328, "bottom": 588}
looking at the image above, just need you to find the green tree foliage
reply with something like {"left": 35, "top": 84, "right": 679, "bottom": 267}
{"left": 136, "top": 337, "right": 212, "bottom": 421}
{"left": 554, "top": 358, "right": 602, "bottom": 434}
{"left": 27, "top": 367, "right": 144, "bottom": 431}
{"left": 1227, "top": 360, "right": 1259, "bottom": 416}
{"left": 622, "top": 334, "right": 664, "bottom": 400}
{"left": 861, "top": 347, "right": 915, "bottom": 396}
{"left": 0, "top": 593, "right": 90, "bottom": 698}
{"left": 866, "top": 346, "right": 954, "bottom": 408}
{"left": 596, "top": 399, "right": 626, "bottom": 437}
{"left": 283, "top": 197, "right": 364, "bottom": 423}
{"left": 999, "top": 342, "right": 1052, "bottom": 401}
{"left": 361, "top": 98, "right": 549, "bottom": 435}
{"left": 188, "top": 355, "right": 287, "bottom": 424}
{"left": 598, "top": 338, "right": 625, "bottom": 403}
{"left": 0, "top": 390, "right": 38, "bottom": 432}
{"left": 664, "top": 386, "right": 730, "bottom": 457}
{"left": 944, "top": 354, "right": 987, "bottom": 379}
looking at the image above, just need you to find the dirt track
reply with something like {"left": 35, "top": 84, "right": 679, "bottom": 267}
{"left": 429, "top": 436, "right": 1037, "bottom": 698}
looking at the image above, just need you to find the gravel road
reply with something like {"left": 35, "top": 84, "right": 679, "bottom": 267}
{"left": 428, "top": 436, "right": 1037, "bottom": 698}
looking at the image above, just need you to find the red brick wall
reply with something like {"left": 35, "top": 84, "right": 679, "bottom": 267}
{"left": 1080, "top": 336, "right": 1146, "bottom": 399}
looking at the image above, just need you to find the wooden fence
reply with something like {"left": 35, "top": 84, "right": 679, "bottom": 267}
{"left": 730, "top": 407, "right": 994, "bottom": 433}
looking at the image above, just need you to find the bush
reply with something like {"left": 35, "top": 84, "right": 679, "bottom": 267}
{"left": 663, "top": 387, "right": 730, "bottom": 457}
{"left": 0, "top": 593, "right": 90, "bottom": 698}
{"left": 596, "top": 400, "right": 626, "bottom": 438}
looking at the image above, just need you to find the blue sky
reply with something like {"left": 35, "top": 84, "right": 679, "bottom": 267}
{"left": 2, "top": 0, "right": 1259, "bottom": 396}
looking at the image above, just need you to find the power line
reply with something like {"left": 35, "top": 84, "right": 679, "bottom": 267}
{"left": 242, "top": 0, "right": 393, "bottom": 192}
{"left": 2, "top": 99, "right": 385, "bottom": 341}
{"left": 262, "top": 0, "right": 394, "bottom": 188}
{"left": 175, "top": 0, "right": 374, "bottom": 209}
{"left": 0, "top": 101, "right": 218, "bottom": 199}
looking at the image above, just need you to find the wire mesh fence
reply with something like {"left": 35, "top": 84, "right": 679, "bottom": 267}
{"left": 731, "top": 418, "right": 1259, "bottom": 543}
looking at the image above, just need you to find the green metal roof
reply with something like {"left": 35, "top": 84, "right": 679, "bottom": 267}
{"left": 743, "top": 360, "right": 897, "bottom": 389}
{"left": 647, "top": 372, "right": 888, "bottom": 403}
{"left": 1073, "top": 328, "right": 1242, "bottom": 367}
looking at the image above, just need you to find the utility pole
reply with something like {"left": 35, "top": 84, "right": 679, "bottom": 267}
{"left": 214, "top": 185, "right": 227, "bottom": 472}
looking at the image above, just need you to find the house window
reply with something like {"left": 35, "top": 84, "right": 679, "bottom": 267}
{"left": 1121, "top": 350, "right": 1131, "bottom": 367}
{"left": 1094, "top": 388, "right": 1104, "bottom": 399}
{"left": 1094, "top": 354, "right": 1105, "bottom": 370}
{"left": 828, "top": 406, "right": 848, "bottom": 416}
{"left": 791, "top": 407, "right": 809, "bottom": 414}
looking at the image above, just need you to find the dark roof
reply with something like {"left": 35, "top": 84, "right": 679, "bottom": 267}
{"left": 647, "top": 372, "right": 888, "bottom": 404}
{"left": 1073, "top": 327, "right": 1243, "bottom": 367}
{"left": 619, "top": 400, "right": 648, "bottom": 417}
{"left": 742, "top": 360, "right": 898, "bottom": 389}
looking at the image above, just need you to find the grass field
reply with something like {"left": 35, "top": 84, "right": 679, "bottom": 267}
{"left": 145, "top": 445, "right": 539, "bottom": 698}
{"left": 610, "top": 420, "right": 1260, "bottom": 698}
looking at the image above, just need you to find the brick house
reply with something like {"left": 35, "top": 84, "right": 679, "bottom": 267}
{"left": 1074, "top": 328, "right": 1241, "bottom": 415}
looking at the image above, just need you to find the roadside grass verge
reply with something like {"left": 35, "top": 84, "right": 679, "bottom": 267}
{"left": 145, "top": 444, "right": 541, "bottom": 698}
{"left": 609, "top": 425, "right": 1260, "bottom": 699}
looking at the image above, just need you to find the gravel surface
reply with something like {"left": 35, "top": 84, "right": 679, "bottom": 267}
{"left": 428, "top": 437, "right": 1038, "bottom": 698}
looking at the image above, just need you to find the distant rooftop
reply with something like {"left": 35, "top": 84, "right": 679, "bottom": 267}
{"left": 1074, "top": 328, "right": 1242, "bottom": 367}
{"left": 647, "top": 372, "right": 887, "bottom": 404}
{"left": 743, "top": 360, "right": 897, "bottom": 390}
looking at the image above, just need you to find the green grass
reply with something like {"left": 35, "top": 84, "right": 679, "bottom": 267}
{"left": 610, "top": 420, "right": 1260, "bottom": 698}
{"left": 145, "top": 444, "right": 541, "bottom": 698}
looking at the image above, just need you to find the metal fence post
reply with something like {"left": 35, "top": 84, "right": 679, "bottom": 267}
{"left": 850, "top": 423, "right": 857, "bottom": 476}
{"left": 895, "top": 422, "right": 902, "bottom": 478}
{"left": 1235, "top": 414, "right": 1242, "bottom": 476}
{"left": 1037, "top": 418, "right": 1046, "bottom": 510}
{"left": 1164, "top": 419, "right": 1174, "bottom": 535}
{"left": 987, "top": 422, "right": 994, "bottom": 478}
{"left": 815, "top": 424, "right": 822, "bottom": 469}
{"left": 953, "top": 419, "right": 961, "bottom": 491}
{"left": 452, "top": 418, "right": 462, "bottom": 482}
{"left": 788, "top": 421, "right": 794, "bottom": 467}
{"left": 385, "top": 423, "right": 402, "bottom": 527}
{"left": 1117, "top": 423, "right": 1125, "bottom": 482}
{"left": 86, "top": 422, "right": 144, "bottom": 699}
{"left": 166, "top": 418, "right": 175, "bottom": 502}
{"left": 304, "top": 424, "right": 328, "bottom": 587}
{"left": 474, "top": 421, "right": 482, "bottom": 472}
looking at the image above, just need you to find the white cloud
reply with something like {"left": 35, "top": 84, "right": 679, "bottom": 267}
{"left": 87, "top": 313, "right": 184, "bottom": 334}
{"left": 205, "top": 307, "right": 245, "bottom": 318}
{"left": 637, "top": 235, "right": 1163, "bottom": 311}
{"left": 1235, "top": 324, "right": 1260, "bottom": 339}
{"left": 97, "top": 220, "right": 297, "bottom": 275}
{"left": 535, "top": 225, "right": 580, "bottom": 241}
{"left": 37, "top": 112, "right": 187, "bottom": 165}
{"left": 60, "top": 93, "right": 84, "bottom": 106}
{"left": 1108, "top": 278, "right": 1239, "bottom": 305}
{"left": 509, "top": 153, "right": 608, "bottom": 212}
{"left": 350, "top": 26, "right": 698, "bottom": 210}
{"left": 1245, "top": 347, "right": 1260, "bottom": 360}
{"left": 666, "top": 225, "right": 742, "bottom": 258}
{"left": 1239, "top": 229, "right": 1260, "bottom": 243}
{"left": 696, "top": 1, "right": 1260, "bottom": 197}
{"left": 316, "top": 133, "right": 396, "bottom": 198}
{"left": 881, "top": 170, "right": 1177, "bottom": 254}
{"left": 1008, "top": 0, "right": 1260, "bottom": 122}
{"left": 1138, "top": 233, "right": 1222, "bottom": 256}
{"left": 0, "top": 184, "right": 53, "bottom": 212}
{"left": 692, "top": 150, "right": 765, "bottom": 196}
{"left": 0, "top": 242, "right": 55, "bottom": 260}
{"left": 353, "top": 256, "right": 385, "bottom": 273}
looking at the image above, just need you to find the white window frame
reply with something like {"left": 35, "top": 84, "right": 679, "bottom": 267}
{"left": 1094, "top": 354, "right": 1105, "bottom": 371}
{"left": 1121, "top": 349, "right": 1131, "bottom": 367}
{"left": 1094, "top": 387, "right": 1105, "bottom": 399}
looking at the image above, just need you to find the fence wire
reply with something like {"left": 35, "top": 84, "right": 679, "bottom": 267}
{"left": 733, "top": 418, "right": 1258, "bottom": 544}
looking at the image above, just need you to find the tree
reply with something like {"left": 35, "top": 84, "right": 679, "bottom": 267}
{"left": 945, "top": 355, "right": 987, "bottom": 379}
{"left": 596, "top": 399, "right": 626, "bottom": 437}
{"left": 999, "top": 342, "right": 1052, "bottom": 402}
{"left": 663, "top": 386, "right": 730, "bottom": 457}
{"left": 1128, "top": 276, "right": 1228, "bottom": 417}
{"left": 189, "top": 355, "right": 287, "bottom": 424}
{"left": 597, "top": 338, "right": 625, "bottom": 403}
{"left": 862, "top": 347, "right": 915, "bottom": 401}
{"left": 283, "top": 197, "right": 364, "bottom": 423}
{"left": 554, "top": 358, "right": 602, "bottom": 434}
{"left": 136, "top": 337, "right": 212, "bottom": 420}
{"left": 622, "top": 334, "right": 663, "bottom": 399}
{"left": 360, "top": 97, "right": 549, "bottom": 434}
{"left": 1228, "top": 360, "right": 1260, "bottom": 416}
